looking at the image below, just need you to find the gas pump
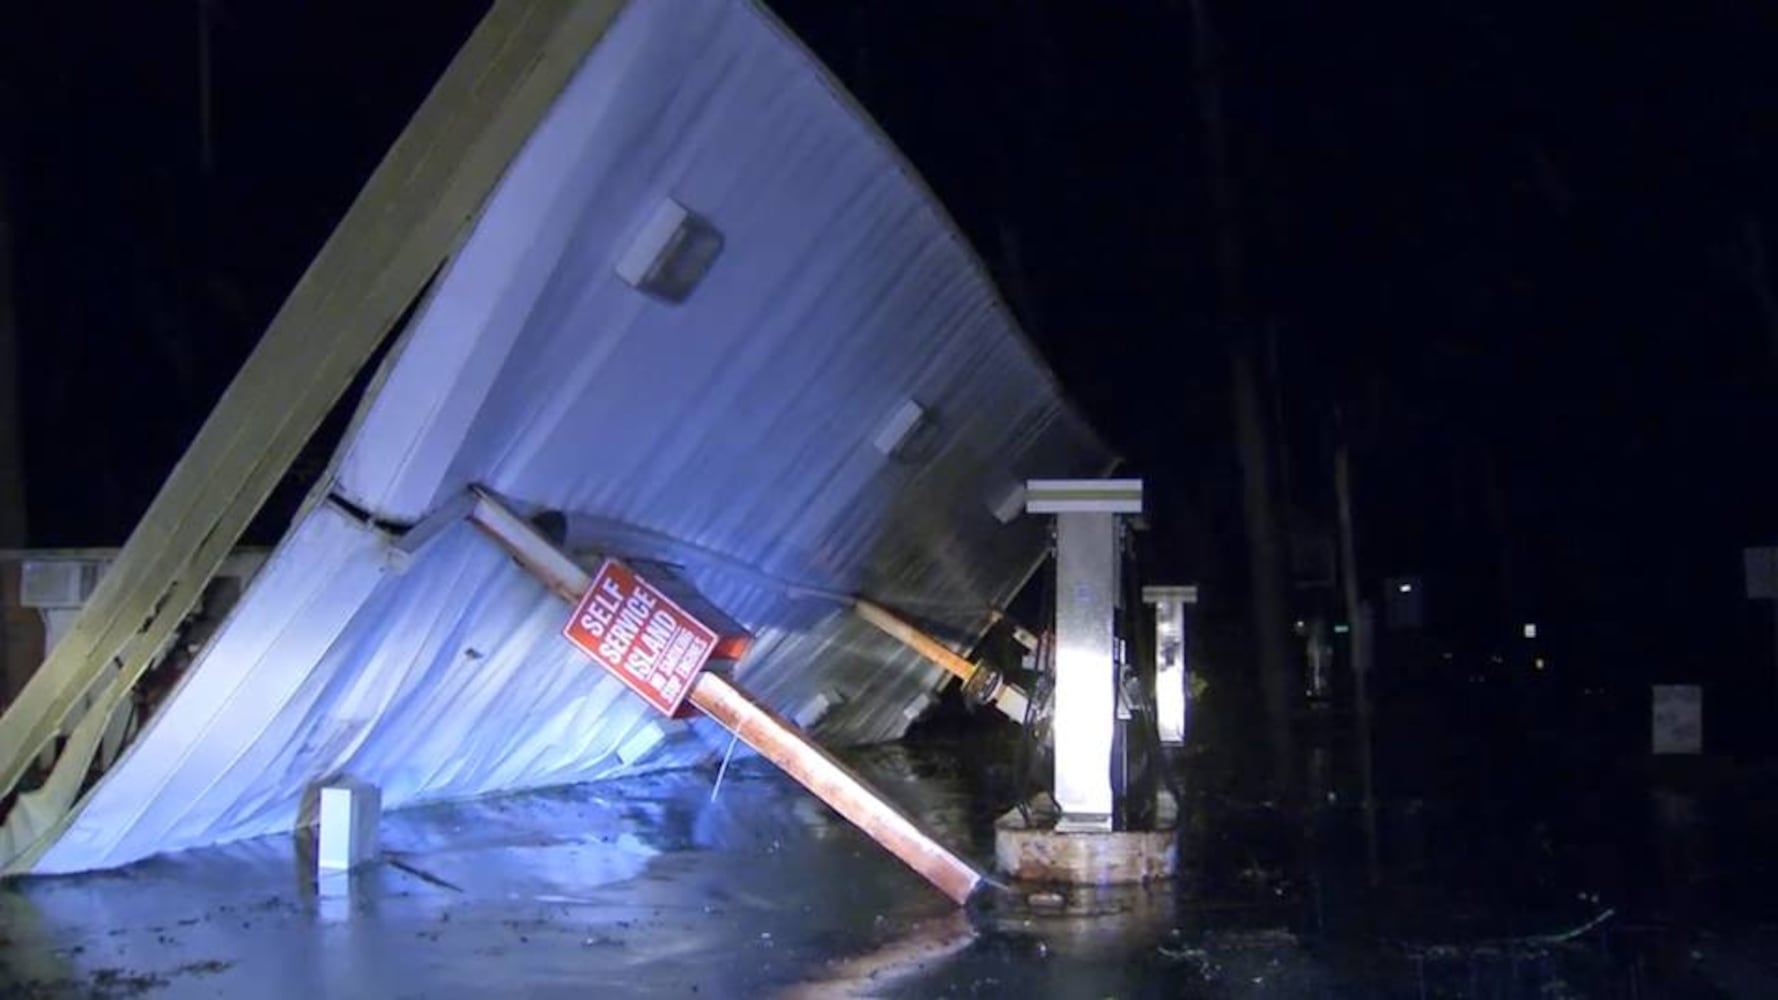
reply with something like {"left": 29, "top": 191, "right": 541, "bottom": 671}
{"left": 994, "top": 479, "right": 1182, "bottom": 885}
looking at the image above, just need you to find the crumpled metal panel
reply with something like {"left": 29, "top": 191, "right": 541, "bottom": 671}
{"left": 33, "top": 0, "right": 1108, "bottom": 873}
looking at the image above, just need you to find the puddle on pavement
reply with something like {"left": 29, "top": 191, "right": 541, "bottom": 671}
{"left": 0, "top": 736, "right": 1772, "bottom": 997}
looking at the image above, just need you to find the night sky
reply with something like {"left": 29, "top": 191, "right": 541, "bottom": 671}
{"left": 3, "top": 3, "right": 1776, "bottom": 732}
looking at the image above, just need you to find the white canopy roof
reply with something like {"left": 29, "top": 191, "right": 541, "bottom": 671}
{"left": 24, "top": 0, "right": 1108, "bottom": 874}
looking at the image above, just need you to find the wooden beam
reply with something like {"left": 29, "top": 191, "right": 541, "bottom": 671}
{"left": 0, "top": 0, "right": 631, "bottom": 871}
{"left": 689, "top": 674, "right": 983, "bottom": 904}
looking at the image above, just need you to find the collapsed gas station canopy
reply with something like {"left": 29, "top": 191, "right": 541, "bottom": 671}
{"left": 2, "top": 0, "right": 1109, "bottom": 874}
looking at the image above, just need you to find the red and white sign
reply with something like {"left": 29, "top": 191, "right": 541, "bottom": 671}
{"left": 563, "top": 559, "right": 719, "bottom": 716}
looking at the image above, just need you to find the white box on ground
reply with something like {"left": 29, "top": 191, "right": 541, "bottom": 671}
{"left": 1651, "top": 685, "right": 1702, "bottom": 755}
{"left": 317, "top": 779, "right": 382, "bottom": 871}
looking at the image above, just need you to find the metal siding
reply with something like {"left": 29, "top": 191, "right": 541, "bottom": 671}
{"left": 33, "top": 0, "right": 1108, "bottom": 873}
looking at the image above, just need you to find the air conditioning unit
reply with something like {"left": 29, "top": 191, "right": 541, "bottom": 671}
{"left": 20, "top": 560, "right": 104, "bottom": 609}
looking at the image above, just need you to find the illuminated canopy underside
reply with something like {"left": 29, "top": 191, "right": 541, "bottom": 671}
{"left": 31, "top": 0, "right": 1107, "bottom": 874}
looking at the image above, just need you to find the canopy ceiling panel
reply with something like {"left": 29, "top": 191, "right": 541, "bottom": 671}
{"left": 31, "top": 0, "right": 1109, "bottom": 874}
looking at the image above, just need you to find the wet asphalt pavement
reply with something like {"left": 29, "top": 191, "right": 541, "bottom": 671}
{"left": 1, "top": 725, "right": 1776, "bottom": 998}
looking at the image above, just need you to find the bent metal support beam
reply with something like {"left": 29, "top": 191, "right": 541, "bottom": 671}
{"left": 464, "top": 488, "right": 984, "bottom": 905}
{"left": 851, "top": 599, "right": 1030, "bottom": 723}
{"left": 0, "top": 0, "right": 631, "bottom": 871}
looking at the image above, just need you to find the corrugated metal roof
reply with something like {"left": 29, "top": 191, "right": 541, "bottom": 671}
{"left": 33, "top": 0, "right": 1108, "bottom": 873}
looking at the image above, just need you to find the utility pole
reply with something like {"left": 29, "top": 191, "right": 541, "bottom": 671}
{"left": 0, "top": 157, "right": 24, "bottom": 548}
{"left": 1335, "top": 442, "right": 1378, "bottom": 885}
{"left": 0, "top": 154, "right": 29, "bottom": 712}
{"left": 1732, "top": 220, "right": 1778, "bottom": 372}
{"left": 197, "top": 0, "right": 215, "bottom": 175}
{"left": 1187, "top": 0, "right": 1296, "bottom": 795}
{"left": 1746, "top": 546, "right": 1778, "bottom": 730}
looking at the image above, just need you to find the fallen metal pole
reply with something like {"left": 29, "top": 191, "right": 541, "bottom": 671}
{"left": 851, "top": 599, "right": 1030, "bottom": 722}
{"left": 465, "top": 488, "right": 984, "bottom": 905}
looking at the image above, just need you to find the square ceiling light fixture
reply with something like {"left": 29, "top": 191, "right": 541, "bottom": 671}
{"left": 989, "top": 481, "right": 1027, "bottom": 524}
{"left": 872, "top": 398, "right": 930, "bottom": 459}
{"left": 616, "top": 197, "right": 724, "bottom": 303}
{"left": 616, "top": 720, "right": 678, "bottom": 766}
{"left": 793, "top": 689, "right": 842, "bottom": 729}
